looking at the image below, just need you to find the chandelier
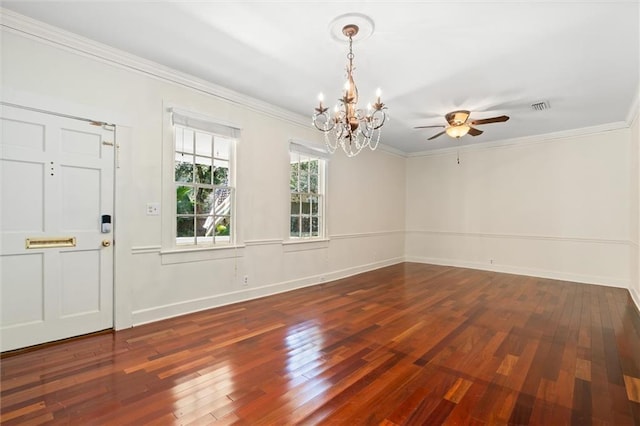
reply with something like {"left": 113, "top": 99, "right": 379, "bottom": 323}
{"left": 312, "top": 23, "right": 387, "bottom": 157}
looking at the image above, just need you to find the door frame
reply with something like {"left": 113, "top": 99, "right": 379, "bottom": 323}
{"left": 2, "top": 88, "right": 134, "bottom": 331}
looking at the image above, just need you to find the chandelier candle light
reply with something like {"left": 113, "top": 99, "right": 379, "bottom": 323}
{"left": 313, "top": 23, "right": 387, "bottom": 157}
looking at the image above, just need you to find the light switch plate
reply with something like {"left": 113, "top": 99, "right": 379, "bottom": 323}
{"left": 146, "top": 203, "right": 160, "bottom": 216}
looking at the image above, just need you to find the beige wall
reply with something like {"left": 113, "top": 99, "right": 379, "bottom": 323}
{"left": 2, "top": 17, "right": 638, "bottom": 327}
{"left": 406, "top": 128, "right": 632, "bottom": 287}
{"left": 1, "top": 28, "right": 405, "bottom": 328}
{"left": 630, "top": 108, "right": 640, "bottom": 308}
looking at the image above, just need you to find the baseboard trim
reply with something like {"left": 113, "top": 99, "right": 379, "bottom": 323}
{"left": 405, "top": 256, "right": 629, "bottom": 289}
{"left": 407, "top": 229, "right": 628, "bottom": 246}
{"left": 131, "top": 257, "right": 404, "bottom": 326}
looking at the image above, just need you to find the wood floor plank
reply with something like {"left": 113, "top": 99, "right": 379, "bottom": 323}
{"left": 1, "top": 263, "right": 639, "bottom": 425}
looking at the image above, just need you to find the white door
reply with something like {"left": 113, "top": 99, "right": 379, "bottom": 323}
{"left": 0, "top": 104, "right": 114, "bottom": 352}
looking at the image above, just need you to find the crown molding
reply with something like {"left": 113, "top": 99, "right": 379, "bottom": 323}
{"left": 0, "top": 8, "right": 313, "bottom": 129}
{"left": 0, "top": 8, "right": 407, "bottom": 157}
{"left": 376, "top": 142, "right": 407, "bottom": 158}
{"left": 407, "top": 121, "right": 630, "bottom": 158}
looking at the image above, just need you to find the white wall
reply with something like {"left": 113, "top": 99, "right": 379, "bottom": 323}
{"left": 2, "top": 11, "right": 638, "bottom": 331}
{"left": 630, "top": 107, "right": 640, "bottom": 309}
{"left": 406, "top": 128, "right": 632, "bottom": 287}
{"left": 1, "top": 22, "right": 405, "bottom": 328}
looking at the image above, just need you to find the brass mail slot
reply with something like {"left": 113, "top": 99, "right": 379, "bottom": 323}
{"left": 26, "top": 237, "right": 76, "bottom": 249}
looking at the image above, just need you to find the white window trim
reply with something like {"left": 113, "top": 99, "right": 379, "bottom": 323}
{"left": 162, "top": 103, "right": 242, "bottom": 258}
{"left": 282, "top": 238, "right": 330, "bottom": 252}
{"left": 289, "top": 138, "right": 331, "bottom": 160}
{"left": 160, "top": 244, "right": 246, "bottom": 265}
{"left": 288, "top": 138, "right": 329, "bottom": 243}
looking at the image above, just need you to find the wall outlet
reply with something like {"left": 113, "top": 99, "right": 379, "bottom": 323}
{"left": 490, "top": 259, "right": 495, "bottom": 264}
{"left": 146, "top": 203, "right": 160, "bottom": 216}
{"left": 242, "top": 275, "right": 249, "bottom": 287}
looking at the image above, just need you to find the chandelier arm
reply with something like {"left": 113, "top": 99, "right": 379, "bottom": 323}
{"left": 370, "top": 109, "right": 387, "bottom": 130}
{"left": 312, "top": 112, "right": 336, "bottom": 132}
{"left": 359, "top": 122, "right": 374, "bottom": 139}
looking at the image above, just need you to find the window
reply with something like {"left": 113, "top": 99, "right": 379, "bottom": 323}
{"left": 289, "top": 140, "right": 328, "bottom": 239}
{"left": 172, "top": 109, "right": 239, "bottom": 246}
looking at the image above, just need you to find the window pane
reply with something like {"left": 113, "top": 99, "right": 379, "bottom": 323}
{"left": 290, "top": 162, "right": 299, "bottom": 192}
{"left": 214, "top": 137, "right": 231, "bottom": 160}
{"left": 176, "top": 216, "right": 194, "bottom": 238}
{"left": 301, "top": 216, "right": 311, "bottom": 237}
{"left": 310, "top": 195, "right": 319, "bottom": 214}
{"left": 301, "top": 194, "right": 311, "bottom": 214}
{"left": 195, "top": 132, "right": 213, "bottom": 157}
{"left": 175, "top": 157, "right": 193, "bottom": 183}
{"left": 195, "top": 157, "right": 213, "bottom": 184}
{"left": 176, "top": 186, "right": 194, "bottom": 214}
{"left": 214, "top": 160, "right": 229, "bottom": 185}
{"left": 290, "top": 194, "right": 301, "bottom": 215}
{"left": 290, "top": 216, "right": 300, "bottom": 237}
{"left": 310, "top": 174, "right": 318, "bottom": 193}
{"left": 195, "top": 215, "right": 209, "bottom": 236}
{"left": 195, "top": 188, "right": 214, "bottom": 215}
{"left": 214, "top": 216, "right": 231, "bottom": 236}
{"left": 309, "top": 160, "right": 318, "bottom": 193}
{"left": 312, "top": 217, "right": 319, "bottom": 236}
{"left": 215, "top": 188, "right": 232, "bottom": 215}
{"left": 202, "top": 215, "right": 215, "bottom": 236}
{"left": 175, "top": 127, "right": 194, "bottom": 154}
{"left": 299, "top": 165, "right": 309, "bottom": 192}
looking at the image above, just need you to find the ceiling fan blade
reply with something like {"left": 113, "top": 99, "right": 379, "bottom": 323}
{"left": 445, "top": 110, "right": 470, "bottom": 126}
{"left": 471, "top": 115, "right": 510, "bottom": 125}
{"left": 468, "top": 127, "right": 484, "bottom": 136}
{"left": 427, "top": 131, "right": 446, "bottom": 141}
{"left": 414, "top": 125, "right": 445, "bottom": 129}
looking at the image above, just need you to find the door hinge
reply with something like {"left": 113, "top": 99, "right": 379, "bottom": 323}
{"left": 90, "top": 121, "right": 115, "bottom": 132}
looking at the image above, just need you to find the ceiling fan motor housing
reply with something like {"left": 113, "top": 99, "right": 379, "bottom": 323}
{"left": 446, "top": 110, "right": 471, "bottom": 126}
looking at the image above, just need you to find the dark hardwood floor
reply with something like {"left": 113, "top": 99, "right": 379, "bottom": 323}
{"left": 2, "top": 263, "right": 640, "bottom": 425}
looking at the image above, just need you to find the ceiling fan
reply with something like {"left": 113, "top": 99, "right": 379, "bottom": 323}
{"left": 415, "top": 110, "right": 509, "bottom": 140}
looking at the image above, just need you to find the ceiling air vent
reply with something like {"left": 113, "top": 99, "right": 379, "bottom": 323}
{"left": 531, "top": 101, "right": 550, "bottom": 111}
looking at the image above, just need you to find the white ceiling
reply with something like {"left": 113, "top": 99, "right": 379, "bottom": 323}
{"left": 2, "top": 1, "right": 639, "bottom": 153}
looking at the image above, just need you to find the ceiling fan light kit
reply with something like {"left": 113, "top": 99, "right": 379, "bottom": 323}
{"left": 445, "top": 124, "right": 470, "bottom": 138}
{"left": 415, "top": 109, "right": 510, "bottom": 141}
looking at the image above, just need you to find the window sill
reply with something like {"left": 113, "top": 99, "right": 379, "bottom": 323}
{"left": 282, "top": 238, "right": 329, "bottom": 252}
{"left": 160, "top": 244, "right": 245, "bottom": 264}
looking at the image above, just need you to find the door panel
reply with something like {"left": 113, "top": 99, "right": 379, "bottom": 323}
{"left": 1, "top": 159, "right": 45, "bottom": 232}
{"left": 1, "top": 118, "right": 45, "bottom": 150}
{"left": 61, "top": 165, "right": 101, "bottom": 230}
{"left": 0, "top": 253, "right": 44, "bottom": 325}
{"left": 61, "top": 128, "right": 102, "bottom": 157}
{"left": 60, "top": 250, "right": 100, "bottom": 316}
{"left": 0, "top": 105, "right": 114, "bottom": 351}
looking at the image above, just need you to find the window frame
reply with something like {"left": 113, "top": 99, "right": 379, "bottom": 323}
{"left": 288, "top": 139, "right": 328, "bottom": 241}
{"left": 173, "top": 125, "right": 235, "bottom": 247}
{"left": 163, "top": 106, "right": 240, "bottom": 253}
